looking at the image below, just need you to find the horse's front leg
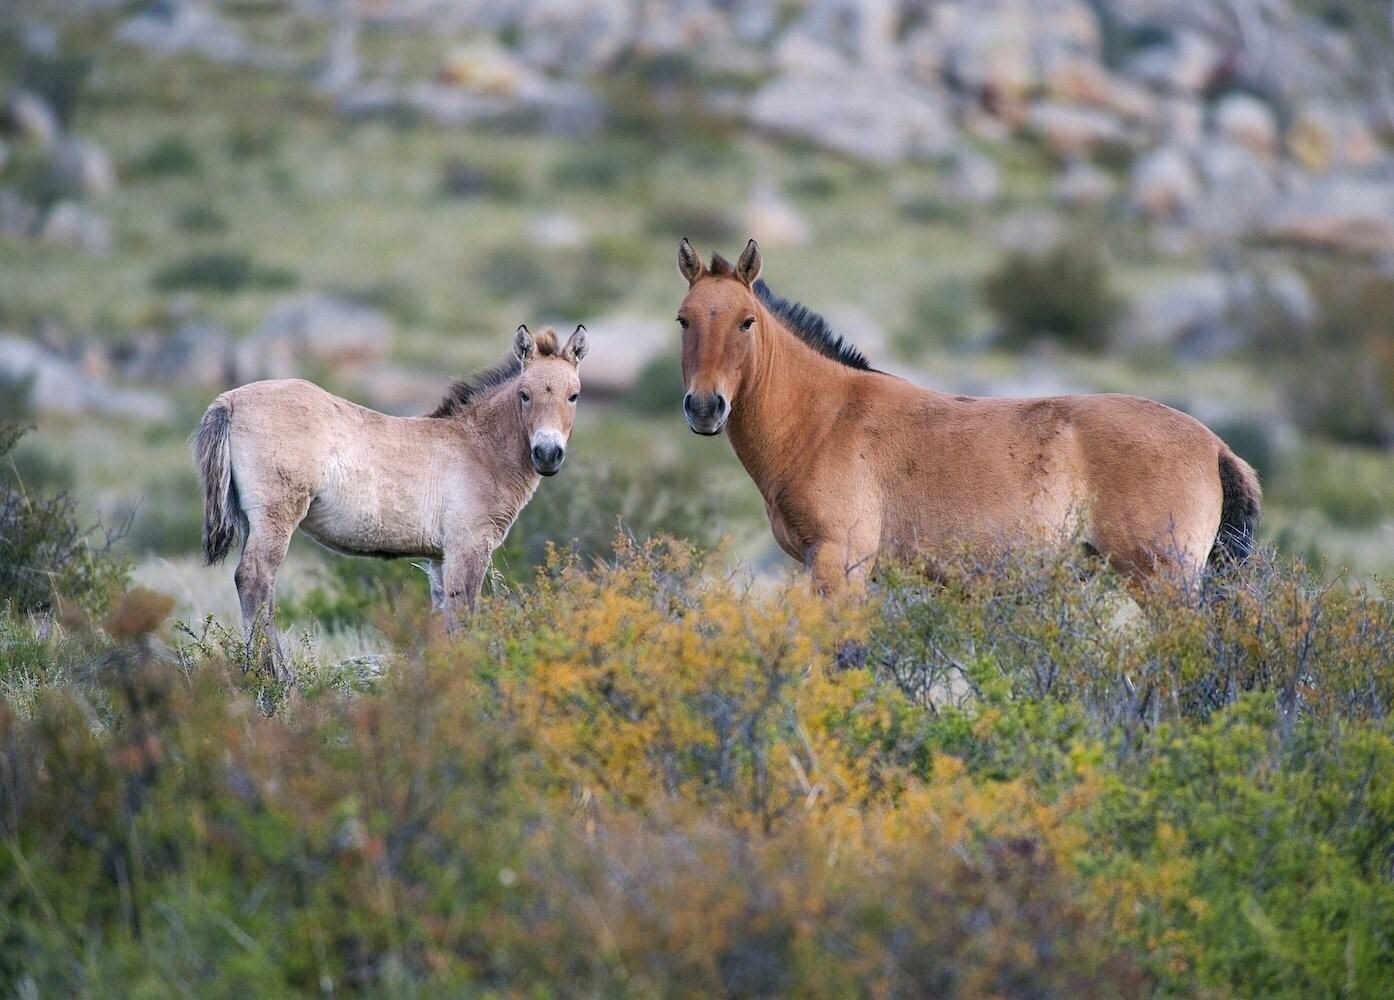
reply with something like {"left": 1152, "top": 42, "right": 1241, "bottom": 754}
{"left": 807, "top": 520, "right": 880, "bottom": 597}
{"left": 440, "top": 542, "right": 492, "bottom": 632}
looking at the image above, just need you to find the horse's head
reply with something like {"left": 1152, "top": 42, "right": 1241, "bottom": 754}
{"left": 675, "top": 237, "right": 763, "bottom": 436}
{"left": 513, "top": 323, "right": 587, "bottom": 476}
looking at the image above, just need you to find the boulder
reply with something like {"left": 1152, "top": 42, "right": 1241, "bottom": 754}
{"left": 4, "top": 89, "right": 58, "bottom": 146}
{"left": 568, "top": 316, "right": 670, "bottom": 396}
{"left": 945, "top": 149, "right": 1001, "bottom": 205}
{"left": 1286, "top": 103, "right": 1381, "bottom": 173}
{"left": 1213, "top": 93, "right": 1278, "bottom": 159}
{"left": 0, "top": 187, "right": 40, "bottom": 238}
{"left": 50, "top": 136, "right": 117, "bottom": 198}
{"left": 742, "top": 181, "right": 811, "bottom": 246}
{"left": 1027, "top": 101, "right": 1126, "bottom": 157}
{"left": 128, "top": 321, "right": 235, "bottom": 386}
{"left": 438, "top": 42, "right": 531, "bottom": 96}
{"left": 0, "top": 334, "right": 173, "bottom": 422}
{"left": 791, "top": 0, "right": 900, "bottom": 71}
{"left": 1190, "top": 140, "right": 1280, "bottom": 240}
{"left": 527, "top": 212, "right": 587, "bottom": 249}
{"left": 1158, "top": 97, "right": 1205, "bottom": 148}
{"left": 749, "top": 71, "right": 956, "bottom": 165}
{"left": 116, "top": 2, "right": 254, "bottom": 65}
{"left": 1259, "top": 176, "right": 1394, "bottom": 257}
{"left": 1125, "top": 30, "right": 1221, "bottom": 94}
{"left": 1053, "top": 159, "right": 1115, "bottom": 208}
{"left": 515, "top": 0, "right": 633, "bottom": 74}
{"left": 246, "top": 293, "right": 393, "bottom": 380}
{"left": 352, "top": 364, "right": 449, "bottom": 416}
{"left": 1122, "top": 272, "right": 1233, "bottom": 357}
{"left": 1128, "top": 146, "right": 1200, "bottom": 221}
{"left": 38, "top": 201, "right": 113, "bottom": 255}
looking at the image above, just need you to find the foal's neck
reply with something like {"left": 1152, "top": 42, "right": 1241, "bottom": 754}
{"left": 725, "top": 309, "right": 860, "bottom": 500}
{"left": 464, "top": 384, "right": 539, "bottom": 509}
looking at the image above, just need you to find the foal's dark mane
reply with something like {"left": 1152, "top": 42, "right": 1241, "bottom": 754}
{"left": 708, "top": 253, "right": 871, "bottom": 371}
{"left": 428, "top": 328, "right": 560, "bottom": 418}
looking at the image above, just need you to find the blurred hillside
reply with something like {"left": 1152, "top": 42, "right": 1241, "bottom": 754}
{"left": 4, "top": 0, "right": 1394, "bottom": 633}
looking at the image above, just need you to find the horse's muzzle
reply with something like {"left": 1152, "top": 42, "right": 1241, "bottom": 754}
{"left": 531, "top": 442, "right": 565, "bottom": 476}
{"left": 684, "top": 391, "right": 728, "bottom": 436}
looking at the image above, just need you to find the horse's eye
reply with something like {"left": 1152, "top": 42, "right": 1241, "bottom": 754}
{"left": 568, "top": 392, "right": 579, "bottom": 403}
{"left": 519, "top": 391, "right": 531, "bottom": 404}
{"left": 740, "top": 317, "right": 755, "bottom": 332}
{"left": 676, "top": 317, "right": 689, "bottom": 329}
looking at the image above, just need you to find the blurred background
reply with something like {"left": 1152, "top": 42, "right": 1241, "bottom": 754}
{"left": 3, "top": 0, "right": 1394, "bottom": 650}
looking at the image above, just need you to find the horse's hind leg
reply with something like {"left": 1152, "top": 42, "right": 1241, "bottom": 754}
{"left": 235, "top": 510, "right": 301, "bottom": 683}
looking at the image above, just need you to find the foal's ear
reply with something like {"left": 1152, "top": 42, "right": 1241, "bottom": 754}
{"left": 513, "top": 324, "right": 535, "bottom": 366}
{"left": 562, "top": 324, "right": 588, "bottom": 365}
{"left": 678, "top": 237, "right": 705, "bottom": 284}
{"left": 735, "top": 238, "right": 762, "bottom": 286}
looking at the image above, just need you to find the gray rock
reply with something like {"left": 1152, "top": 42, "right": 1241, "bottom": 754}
{"left": 116, "top": 2, "right": 254, "bottom": 65}
{"left": 516, "top": 0, "right": 633, "bottom": 74}
{"left": 0, "top": 187, "right": 40, "bottom": 238}
{"left": 1125, "top": 30, "right": 1221, "bottom": 94}
{"left": 246, "top": 293, "right": 393, "bottom": 380}
{"left": 50, "top": 136, "right": 117, "bottom": 198}
{"left": 749, "top": 71, "right": 956, "bottom": 165}
{"left": 1028, "top": 101, "right": 1126, "bottom": 157}
{"left": 1260, "top": 175, "right": 1394, "bottom": 257}
{"left": 945, "top": 149, "right": 1001, "bottom": 205}
{"left": 1123, "top": 272, "right": 1233, "bottom": 357}
{"left": 1128, "top": 146, "right": 1201, "bottom": 221}
{"left": 791, "top": 0, "right": 900, "bottom": 71}
{"left": 5, "top": 89, "right": 59, "bottom": 146}
{"left": 742, "top": 181, "right": 811, "bottom": 246}
{"left": 1213, "top": 92, "right": 1278, "bottom": 159}
{"left": 1190, "top": 140, "right": 1280, "bottom": 241}
{"left": 131, "top": 321, "right": 234, "bottom": 386}
{"left": 39, "top": 201, "right": 113, "bottom": 255}
{"left": 1053, "top": 160, "right": 1115, "bottom": 208}
{"left": 0, "top": 334, "right": 173, "bottom": 421}
{"left": 572, "top": 315, "right": 670, "bottom": 396}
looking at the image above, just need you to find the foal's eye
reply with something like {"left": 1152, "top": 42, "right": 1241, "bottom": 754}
{"left": 519, "top": 390, "right": 531, "bottom": 404}
{"left": 676, "top": 317, "right": 689, "bottom": 330}
{"left": 568, "top": 392, "right": 579, "bottom": 404}
{"left": 739, "top": 316, "right": 755, "bottom": 332}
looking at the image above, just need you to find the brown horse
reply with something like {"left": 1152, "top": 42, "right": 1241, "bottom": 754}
{"left": 196, "top": 324, "right": 587, "bottom": 678}
{"left": 675, "top": 238, "right": 1260, "bottom": 593}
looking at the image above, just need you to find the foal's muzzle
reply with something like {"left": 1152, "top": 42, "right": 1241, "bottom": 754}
{"left": 531, "top": 442, "right": 565, "bottom": 476}
{"left": 684, "top": 391, "right": 729, "bottom": 436}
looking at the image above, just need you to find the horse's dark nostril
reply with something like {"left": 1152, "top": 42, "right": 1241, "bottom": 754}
{"left": 714, "top": 394, "right": 728, "bottom": 415}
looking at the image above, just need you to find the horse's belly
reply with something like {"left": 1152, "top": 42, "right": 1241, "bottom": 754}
{"left": 882, "top": 476, "right": 1086, "bottom": 562}
{"left": 300, "top": 487, "right": 440, "bottom": 558}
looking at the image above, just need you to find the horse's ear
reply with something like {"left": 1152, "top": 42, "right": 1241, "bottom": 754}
{"left": 562, "top": 324, "right": 588, "bottom": 365}
{"left": 513, "top": 324, "right": 535, "bottom": 366}
{"left": 678, "top": 238, "right": 705, "bottom": 284}
{"left": 735, "top": 238, "right": 762, "bottom": 286}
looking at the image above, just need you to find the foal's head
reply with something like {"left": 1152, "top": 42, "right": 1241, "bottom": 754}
{"left": 513, "top": 324, "right": 587, "bottom": 476}
{"left": 675, "top": 237, "right": 764, "bottom": 435}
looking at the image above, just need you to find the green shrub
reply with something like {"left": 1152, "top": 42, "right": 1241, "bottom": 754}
{"left": 128, "top": 135, "right": 201, "bottom": 179}
{"left": 647, "top": 203, "right": 738, "bottom": 243}
{"left": 440, "top": 157, "right": 525, "bottom": 200}
{"left": 1250, "top": 268, "right": 1394, "bottom": 447}
{"left": 621, "top": 350, "right": 684, "bottom": 416}
{"left": 173, "top": 203, "right": 228, "bottom": 233}
{"left": 981, "top": 239, "right": 1123, "bottom": 351}
{"left": 151, "top": 251, "right": 298, "bottom": 293}
{"left": 477, "top": 246, "right": 623, "bottom": 321}
{"left": 276, "top": 554, "right": 429, "bottom": 631}
{"left": 895, "top": 275, "right": 977, "bottom": 357}
{"left": 0, "top": 423, "right": 128, "bottom": 615}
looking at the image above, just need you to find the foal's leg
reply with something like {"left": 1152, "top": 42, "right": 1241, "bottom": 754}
{"left": 235, "top": 511, "right": 300, "bottom": 682}
{"left": 423, "top": 559, "right": 446, "bottom": 613}
{"left": 440, "top": 541, "right": 492, "bottom": 632}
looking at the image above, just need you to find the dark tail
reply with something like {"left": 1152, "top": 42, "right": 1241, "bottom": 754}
{"left": 1210, "top": 448, "right": 1261, "bottom": 567}
{"left": 195, "top": 402, "right": 240, "bottom": 565}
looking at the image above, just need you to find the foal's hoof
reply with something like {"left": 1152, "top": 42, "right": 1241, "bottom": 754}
{"left": 833, "top": 639, "right": 867, "bottom": 672}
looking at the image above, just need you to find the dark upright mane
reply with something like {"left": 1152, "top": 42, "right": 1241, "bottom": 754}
{"left": 428, "top": 328, "right": 561, "bottom": 418}
{"left": 428, "top": 356, "right": 522, "bottom": 417}
{"left": 751, "top": 278, "right": 872, "bottom": 371}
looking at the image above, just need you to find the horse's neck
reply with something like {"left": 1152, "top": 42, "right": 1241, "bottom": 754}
{"left": 726, "top": 317, "right": 855, "bottom": 502}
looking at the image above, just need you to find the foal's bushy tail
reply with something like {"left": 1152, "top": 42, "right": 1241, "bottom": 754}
{"left": 196, "top": 402, "right": 241, "bottom": 565}
{"left": 1211, "top": 448, "right": 1262, "bottom": 567}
